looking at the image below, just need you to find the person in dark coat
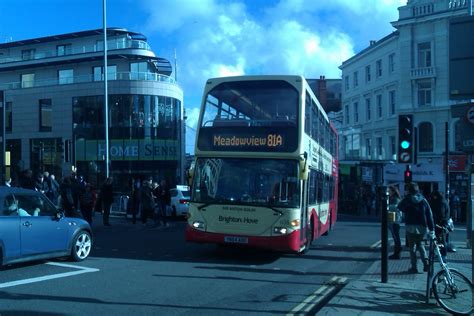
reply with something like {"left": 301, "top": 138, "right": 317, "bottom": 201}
{"left": 388, "top": 185, "right": 402, "bottom": 259}
{"left": 100, "top": 177, "right": 114, "bottom": 226}
{"left": 429, "top": 191, "right": 450, "bottom": 263}
{"left": 140, "top": 179, "right": 155, "bottom": 225}
{"left": 80, "top": 183, "right": 96, "bottom": 225}
{"left": 398, "top": 183, "right": 434, "bottom": 274}
{"left": 155, "top": 179, "right": 170, "bottom": 227}
{"left": 60, "top": 176, "right": 77, "bottom": 217}
{"left": 19, "top": 169, "right": 35, "bottom": 190}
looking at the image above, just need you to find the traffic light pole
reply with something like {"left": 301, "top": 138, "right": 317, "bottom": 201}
{"left": 445, "top": 122, "right": 450, "bottom": 198}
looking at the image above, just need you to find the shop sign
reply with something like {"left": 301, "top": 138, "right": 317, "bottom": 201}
{"left": 384, "top": 163, "right": 444, "bottom": 182}
{"left": 446, "top": 155, "right": 467, "bottom": 172}
{"left": 75, "top": 138, "right": 178, "bottom": 161}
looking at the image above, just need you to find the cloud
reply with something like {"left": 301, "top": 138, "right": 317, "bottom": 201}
{"left": 141, "top": 0, "right": 407, "bottom": 152}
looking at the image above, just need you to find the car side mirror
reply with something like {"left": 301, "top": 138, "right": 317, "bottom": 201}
{"left": 54, "top": 211, "right": 65, "bottom": 220}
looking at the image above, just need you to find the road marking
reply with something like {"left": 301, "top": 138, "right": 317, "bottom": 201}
{"left": 0, "top": 262, "right": 99, "bottom": 289}
{"left": 370, "top": 240, "right": 382, "bottom": 249}
{"left": 286, "top": 276, "right": 348, "bottom": 315}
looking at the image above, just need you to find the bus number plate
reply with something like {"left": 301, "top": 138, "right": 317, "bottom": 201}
{"left": 224, "top": 236, "right": 248, "bottom": 244}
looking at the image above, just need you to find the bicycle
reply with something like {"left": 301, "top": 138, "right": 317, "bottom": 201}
{"left": 426, "top": 225, "right": 473, "bottom": 315}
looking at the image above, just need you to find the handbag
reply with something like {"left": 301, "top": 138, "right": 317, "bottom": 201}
{"left": 446, "top": 218, "right": 455, "bottom": 232}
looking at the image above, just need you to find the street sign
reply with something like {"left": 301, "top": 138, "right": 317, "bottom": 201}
{"left": 452, "top": 102, "right": 474, "bottom": 153}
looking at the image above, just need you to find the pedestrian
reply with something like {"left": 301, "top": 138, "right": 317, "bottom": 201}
{"left": 35, "top": 173, "right": 48, "bottom": 194}
{"left": 80, "top": 183, "right": 96, "bottom": 225}
{"left": 130, "top": 178, "right": 141, "bottom": 224}
{"left": 18, "top": 169, "right": 35, "bottom": 190}
{"left": 60, "top": 176, "right": 77, "bottom": 217}
{"left": 449, "top": 189, "right": 461, "bottom": 223}
{"left": 100, "top": 177, "right": 114, "bottom": 226}
{"left": 388, "top": 185, "right": 402, "bottom": 259}
{"left": 398, "top": 183, "right": 435, "bottom": 273}
{"left": 46, "top": 173, "right": 60, "bottom": 206}
{"left": 430, "top": 191, "right": 450, "bottom": 263}
{"left": 156, "top": 179, "right": 170, "bottom": 227}
{"left": 140, "top": 178, "right": 155, "bottom": 225}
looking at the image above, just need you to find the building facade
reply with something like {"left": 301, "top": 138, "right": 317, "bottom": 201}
{"left": 0, "top": 28, "right": 185, "bottom": 192}
{"left": 339, "top": 0, "right": 472, "bottom": 215}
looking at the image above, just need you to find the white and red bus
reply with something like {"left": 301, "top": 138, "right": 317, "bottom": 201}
{"left": 186, "top": 75, "right": 338, "bottom": 253}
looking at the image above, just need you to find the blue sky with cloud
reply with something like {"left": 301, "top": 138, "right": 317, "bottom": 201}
{"left": 0, "top": 0, "right": 406, "bottom": 153}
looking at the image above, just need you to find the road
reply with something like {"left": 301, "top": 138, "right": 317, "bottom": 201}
{"left": 0, "top": 216, "right": 466, "bottom": 315}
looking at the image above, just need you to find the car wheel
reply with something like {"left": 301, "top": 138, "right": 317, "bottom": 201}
{"left": 70, "top": 230, "right": 92, "bottom": 262}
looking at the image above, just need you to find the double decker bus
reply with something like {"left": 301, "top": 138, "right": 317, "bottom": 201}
{"left": 186, "top": 75, "right": 338, "bottom": 253}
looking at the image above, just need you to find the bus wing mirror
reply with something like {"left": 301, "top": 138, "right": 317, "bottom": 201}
{"left": 300, "top": 155, "right": 309, "bottom": 181}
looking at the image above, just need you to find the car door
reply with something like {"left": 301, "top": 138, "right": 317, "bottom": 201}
{"left": 1, "top": 194, "right": 22, "bottom": 261}
{"left": 17, "top": 193, "right": 69, "bottom": 257}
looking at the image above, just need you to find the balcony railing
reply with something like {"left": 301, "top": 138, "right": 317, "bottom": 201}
{"left": 0, "top": 71, "right": 176, "bottom": 90}
{"left": 0, "top": 39, "right": 151, "bottom": 64}
{"left": 410, "top": 66, "right": 436, "bottom": 79}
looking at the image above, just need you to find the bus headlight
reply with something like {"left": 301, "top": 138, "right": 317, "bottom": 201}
{"left": 273, "top": 227, "right": 288, "bottom": 235}
{"left": 192, "top": 221, "right": 206, "bottom": 230}
{"left": 290, "top": 219, "right": 300, "bottom": 228}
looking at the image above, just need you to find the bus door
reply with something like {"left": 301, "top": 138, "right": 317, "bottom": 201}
{"left": 300, "top": 178, "right": 308, "bottom": 245}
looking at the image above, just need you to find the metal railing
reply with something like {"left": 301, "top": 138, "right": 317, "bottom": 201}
{"left": 0, "top": 38, "right": 151, "bottom": 64}
{"left": 0, "top": 71, "right": 176, "bottom": 90}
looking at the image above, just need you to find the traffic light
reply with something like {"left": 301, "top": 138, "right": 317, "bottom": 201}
{"left": 398, "top": 114, "right": 414, "bottom": 163}
{"left": 404, "top": 165, "right": 412, "bottom": 184}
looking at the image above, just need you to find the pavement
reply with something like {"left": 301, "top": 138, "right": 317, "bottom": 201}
{"left": 317, "top": 239, "right": 472, "bottom": 315}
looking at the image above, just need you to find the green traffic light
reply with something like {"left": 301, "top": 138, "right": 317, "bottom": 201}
{"left": 401, "top": 140, "right": 410, "bottom": 149}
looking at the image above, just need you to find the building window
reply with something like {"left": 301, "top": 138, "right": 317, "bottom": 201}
{"left": 353, "top": 71, "right": 358, "bottom": 88}
{"left": 39, "top": 99, "right": 52, "bottom": 132}
{"left": 390, "top": 135, "right": 396, "bottom": 159}
{"left": 344, "top": 76, "right": 349, "bottom": 91}
{"left": 56, "top": 44, "right": 71, "bottom": 56}
{"left": 21, "top": 49, "right": 35, "bottom": 60}
{"left": 131, "top": 62, "right": 149, "bottom": 80}
{"left": 21, "top": 73, "right": 35, "bottom": 88}
{"left": 376, "top": 137, "right": 382, "bottom": 157}
{"left": 376, "top": 59, "right": 382, "bottom": 77}
{"left": 93, "top": 65, "right": 117, "bottom": 81}
{"left": 418, "top": 122, "right": 433, "bottom": 152}
{"left": 418, "top": 42, "right": 431, "bottom": 67}
{"left": 365, "top": 65, "right": 371, "bottom": 82}
{"left": 389, "top": 53, "right": 395, "bottom": 73}
{"left": 344, "top": 104, "right": 349, "bottom": 124}
{"left": 389, "top": 90, "right": 396, "bottom": 116}
{"left": 366, "top": 138, "right": 372, "bottom": 158}
{"left": 353, "top": 102, "right": 359, "bottom": 123}
{"left": 417, "top": 81, "right": 432, "bottom": 107}
{"left": 365, "top": 98, "right": 371, "bottom": 121}
{"left": 5, "top": 101, "right": 12, "bottom": 133}
{"left": 376, "top": 94, "right": 382, "bottom": 118}
{"left": 58, "top": 69, "right": 74, "bottom": 84}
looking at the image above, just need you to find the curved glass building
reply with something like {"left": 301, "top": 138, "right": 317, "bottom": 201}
{"left": 0, "top": 28, "right": 185, "bottom": 192}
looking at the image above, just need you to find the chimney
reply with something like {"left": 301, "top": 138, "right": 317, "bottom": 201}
{"left": 370, "top": 40, "right": 376, "bottom": 46}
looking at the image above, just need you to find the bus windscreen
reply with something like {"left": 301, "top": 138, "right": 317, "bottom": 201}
{"left": 197, "top": 80, "right": 299, "bottom": 152}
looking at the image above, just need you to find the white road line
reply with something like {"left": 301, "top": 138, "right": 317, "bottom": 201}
{"left": 0, "top": 263, "right": 99, "bottom": 289}
{"left": 287, "top": 276, "right": 348, "bottom": 316}
{"left": 370, "top": 240, "right": 382, "bottom": 249}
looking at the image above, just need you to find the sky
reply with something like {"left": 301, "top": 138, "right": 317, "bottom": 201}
{"left": 0, "top": 0, "right": 406, "bottom": 153}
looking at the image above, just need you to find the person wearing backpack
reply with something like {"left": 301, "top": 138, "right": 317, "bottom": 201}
{"left": 398, "top": 183, "right": 435, "bottom": 274}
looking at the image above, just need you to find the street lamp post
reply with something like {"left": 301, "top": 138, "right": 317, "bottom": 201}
{"left": 103, "top": 0, "right": 110, "bottom": 178}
